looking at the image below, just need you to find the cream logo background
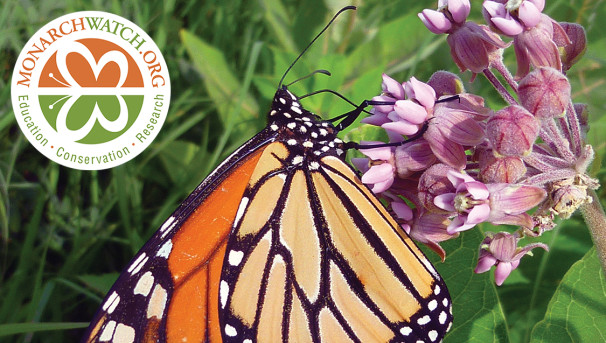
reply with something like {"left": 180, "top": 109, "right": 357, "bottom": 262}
{"left": 11, "top": 11, "right": 170, "bottom": 170}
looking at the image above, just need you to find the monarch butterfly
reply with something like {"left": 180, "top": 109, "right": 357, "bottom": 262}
{"left": 82, "top": 6, "right": 452, "bottom": 343}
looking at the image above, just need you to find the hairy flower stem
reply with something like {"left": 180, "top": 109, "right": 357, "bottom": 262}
{"left": 581, "top": 189, "right": 606, "bottom": 275}
{"left": 492, "top": 60, "right": 518, "bottom": 93}
{"left": 565, "top": 101, "right": 583, "bottom": 155}
{"left": 483, "top": 69, "right": 518, "bottom": 106}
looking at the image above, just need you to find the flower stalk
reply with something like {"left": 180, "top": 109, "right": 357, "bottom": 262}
{"left": 581, "top": 190, "right": 606, "bottom": 275}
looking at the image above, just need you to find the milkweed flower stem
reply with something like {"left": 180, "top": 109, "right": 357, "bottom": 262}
{"left": 581, "top": 190, "right": 606, "bottom": 276}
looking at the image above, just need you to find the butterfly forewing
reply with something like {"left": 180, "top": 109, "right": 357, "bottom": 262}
{"left": 217, "top": 88, "right": 452, "bottom": 343}
{"left": 82, "top": 134, "right": 275, "bottom": 343}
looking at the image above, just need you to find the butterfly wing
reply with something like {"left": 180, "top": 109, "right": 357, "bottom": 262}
{"left": 81, "top": 132, "right": 276, "bottom": 343}
{"left": 218, "top": 90, "right": 452, "bottom": 343}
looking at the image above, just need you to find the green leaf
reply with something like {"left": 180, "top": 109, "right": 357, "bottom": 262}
{"left": 180, "top": 29, "right": 259, "bottom": 128}
{"left": 435, "top": 230, "right": 509, "bottom": 342}
{"left": 530, "top": 247, "right": 606, "bottom": 342}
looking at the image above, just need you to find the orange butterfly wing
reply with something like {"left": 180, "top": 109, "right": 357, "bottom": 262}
{"left": 82, "top": 139, "right": 271, "bottom": 343}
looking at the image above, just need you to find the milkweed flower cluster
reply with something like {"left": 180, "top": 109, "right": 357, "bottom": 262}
{"left": 355, "top": 0, "right": 600, "bottom": 285}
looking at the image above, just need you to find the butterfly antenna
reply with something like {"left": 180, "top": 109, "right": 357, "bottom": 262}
{"left": 299, "top": 89, "right": 374, "bottom": 117}
{"left": 286, "top": 69, "right": 331, "bottom": 87}
{"left": 278, "top": 5, "right": 356, "bottom": 88}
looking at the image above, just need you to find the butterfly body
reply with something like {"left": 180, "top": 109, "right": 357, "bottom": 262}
{"left": 82, "top": 87, "right": 452, "bottom": 343}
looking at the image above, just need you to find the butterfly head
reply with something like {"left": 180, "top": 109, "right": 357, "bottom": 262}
{"left": 268, "top": 86, "right": 345, "bottom": 158}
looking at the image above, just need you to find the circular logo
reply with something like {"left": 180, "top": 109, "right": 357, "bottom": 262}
{"left": 11, "top": 11, "right": 170, "bottom": 170}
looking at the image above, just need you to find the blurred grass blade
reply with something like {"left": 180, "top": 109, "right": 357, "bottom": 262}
{"left": 0, "top": 322, "right": 88, "bottom": 336}
{"left": 258, "top": 0, "right": 297, "bottom": 52}
{"left": 180, "top": 29, "right": 259, "bottom": 126}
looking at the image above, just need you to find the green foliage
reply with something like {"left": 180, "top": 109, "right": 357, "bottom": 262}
{"left": 1, "top": 0, "right": 605, "bottom": 342}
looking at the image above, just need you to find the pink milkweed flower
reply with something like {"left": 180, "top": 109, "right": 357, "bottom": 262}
{"left": 368, "top": 76, "right": 436, "bottom": 138}
{"left": 434, "top": 171, "right": 491, "bottom": 233}
{"left": 518, "top": 67, "right": 571, "bottom": 120}
{"left": 352, "top": 143, "right": 396, "bottom": 193}
{"left": 474, "top": 231, "right": 548, "bottom": 285}
{"left": 486, "top": 105, "right": 540, "bottom": 156}
{"left": 434, "top": 171, "right": 547, "bottom": 234}
{"left": 513, "top": 14, "right": 569, "bottom": 78}
{"left": 419, "top": 0, "right": 471, "bottom": 34}
{"left": 482, "top": 0, "right": 545, "bottom": 36}
{"left": 404, "top": 77, "right": 437, "bottom": 111}
{"left": 410, "top": 212, "right": 459, "bottom": 260}
{"left": 420, "top": 1, "right": 507, "bottom": 74}
{"left": 425, "top": 94, "right": 487, "bottom": 169}
{"left": 447, "top": 21, "right": 509, "bottom": 74}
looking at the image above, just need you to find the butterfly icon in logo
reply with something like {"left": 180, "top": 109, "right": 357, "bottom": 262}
{"left": 49, "top": 41, "right": 131, "bottom": 143}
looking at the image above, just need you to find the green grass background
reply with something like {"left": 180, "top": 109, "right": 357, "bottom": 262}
{"left": 1, "top": 0, "right": 605, "bottom": 342}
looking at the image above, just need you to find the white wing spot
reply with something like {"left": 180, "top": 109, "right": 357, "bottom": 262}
{"left": 220, "top": 280, "right": 229, "bottom": 309}
{"left": 292, "top": 106, "right": 302, "bottom": 114}
{"left": 321, "top": 146, "right": 330, "bottom": 152}
{"left": 160, "top": 217, "right": 177, "bottom": 239}
{"left": 319, "top": 128, "right": 328, "bottom": 136}
{"left": 243, "top": 339, "right": 253, "bottom": 343}
{"left": 277, "top": 173, "right": 287, "bottom": 180}
{"left": 400, "top": 326, "right": 412, "bottom": 336}
{"left": 418, "top": 315, "right": 431, "bottom": 325}
{"left": 334, "top": 138, "right": 343, "bottom": 143}
{"left": 114, "top": 323, "right": 135, "bottom": 343}
{"left": 127, "top": 253, "right": 148, "bottom": 275}
{"left": 234, "top": 197, "right": 249, "bottom": 228}
{"left": 292, "top": 156, "right": 304, "bottom": 165}
{"left": 147, "top": 284, "right": 168, "bottom": 319}
{"left": 442, "top": 297, "right": 449, "bottom": 307}
{"left": 428, "top": 299, "right": 438, "bottom": 311}
{"left": 284, "top": 112, "right": 292, "bottom": 118}
{"left": 447, "top": 321, "right": 453, "bottom": 332}
{"left": 439, "top": 311, "right": 447, "bottom": 324}
{"left": 299, "top": 126, "right": 307, "bottom": 133}
{"left": 304, "top": 121, "right": 313, "bottom": 127}
{"left": 302, "top": 141, "right": 313, "bottom": 148}
{"left": 99, "top": 320, "right": 116, "bottom": 341}
{"left": 228, "top": 250, "right": 244, "bottom": 266}
{"left": 287, "top": 122, "right": 296, "bottom": 129}
{"left": 270, "top": 110, "right": 277, "bottom": 116}
{"left": 309, "top": 161, "right": 320, "bottom": 170}
{"left": 302, "top": 117, "right": 310, "bottom": 121}
{"left": 225, "top": 324, "right": 237, "bottom": 337}
{"left": 279, "top": 98, "right": 286, "bottom": 104}
{"left": 428, "top": 330, "right": 438, "bottom": 342}
{"left": 287, "top": 139, "right": 297, "bottom": 146}
{"left": 156, "top": 240, "right": 173, "bottom": 259}
{"left": 434, "top": 285, "right": 441, "bottom": 295}
{"left": 336, "top": 148, "right": 343, "bottom": 155}
{"left": 311, "top": 132, "right": 318, "bottom": 138}
{"left": 270, "top": 124, "right": 279, "bottom": 131}
{"left": 103, "top": 292, "right": 120, "bottom": 314}
{"left": 160, "top": 216, "right": 175, "bottom": 232}
{"left": 133, "top": 271, "right": 154, "bottom": 296}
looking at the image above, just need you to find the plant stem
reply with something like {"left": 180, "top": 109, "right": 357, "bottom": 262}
{"left": 581, "top": 189, "right": 606, "bottom": 275}
{"left": 483, "top": 69, "right": 518, "bottom": 106}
